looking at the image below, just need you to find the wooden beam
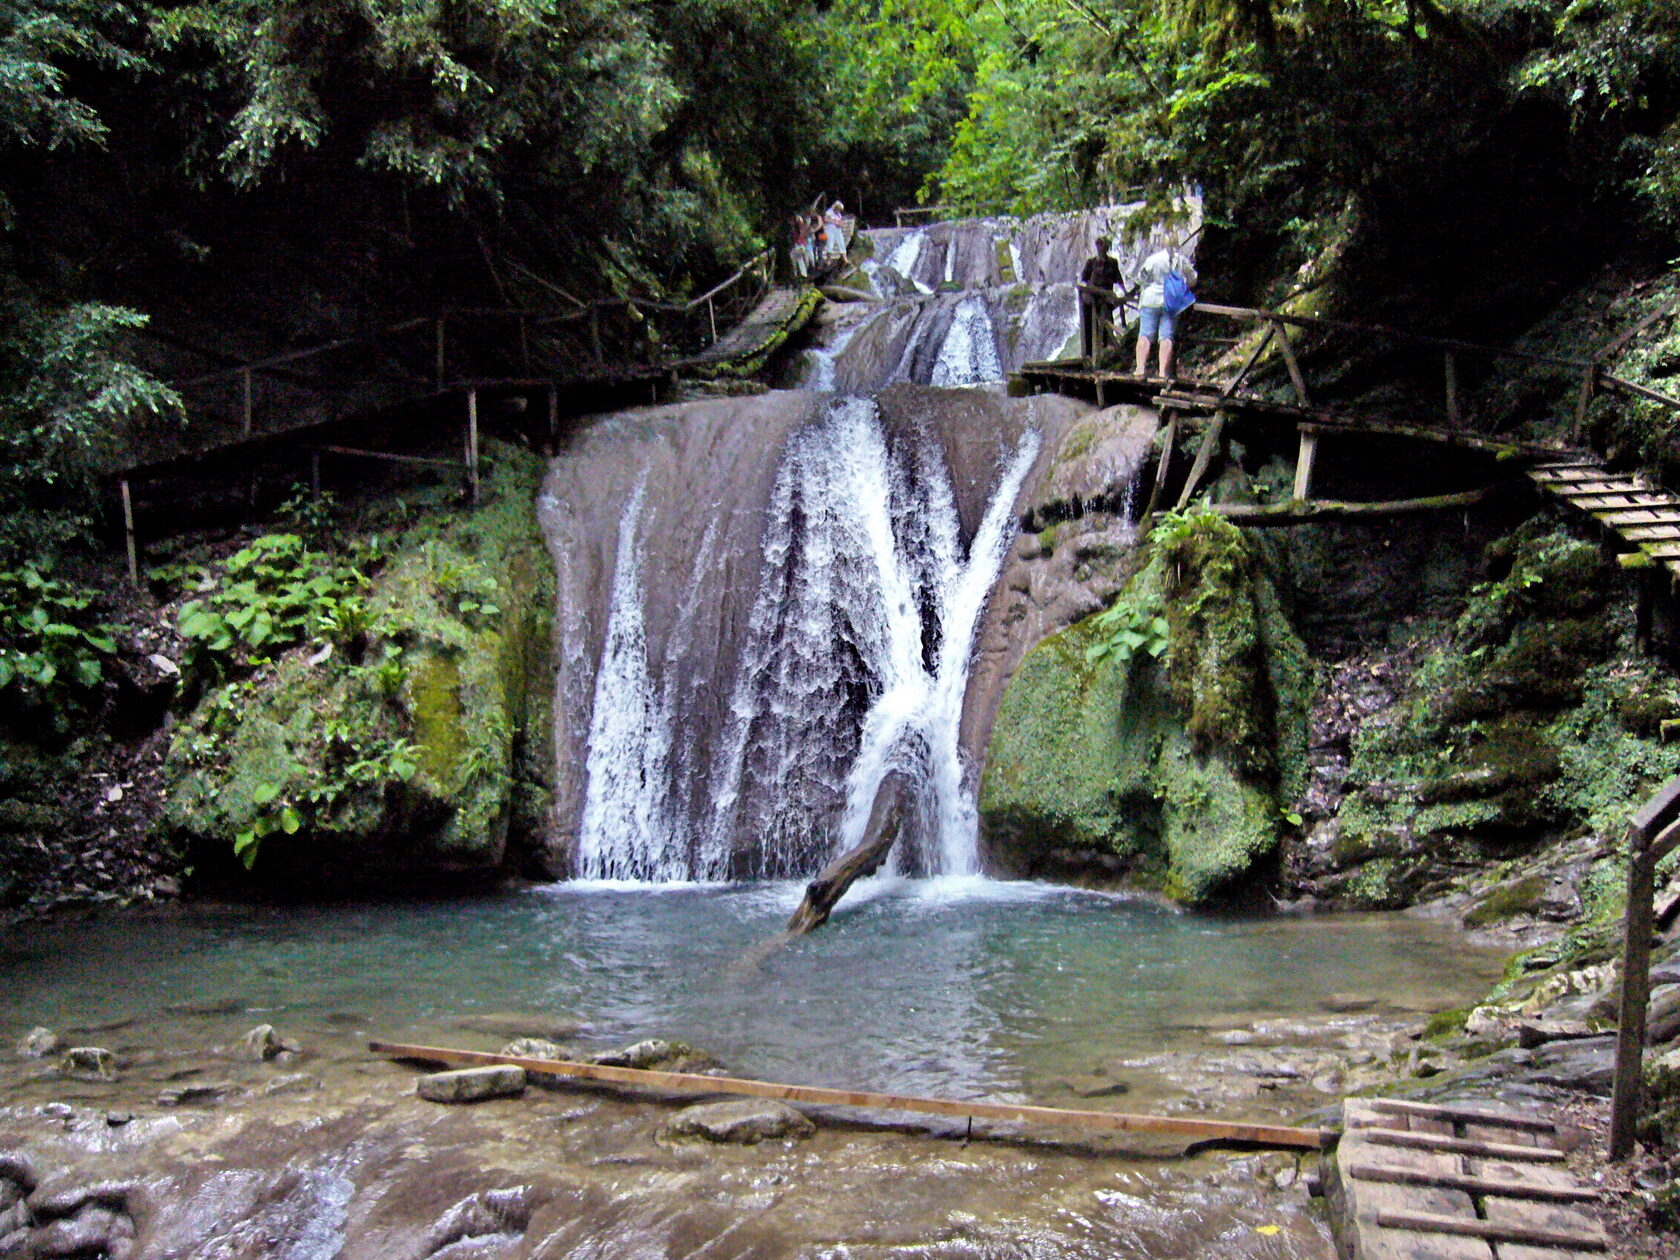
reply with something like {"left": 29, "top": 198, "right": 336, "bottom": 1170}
{"left": 1365, "top": 1097, "right": 1555, "bottom": 1133}
{"left": 1344, "top": 1164, "right": 1597, "bottom": 1204}
{"left": 1612, "top": 810, "right": 1680, "bottom": 1158}
{"left": 1175, "top": 410, "right": 1227, "bottom": 510}
{"left": 1271, "top": 318, "right": 1311, "bottom": 406}
{"left": 318, "top": 445, "right": 461, "bottom": 469}
{"left": 240, "top": 367, "right": 254, "bottom": 436}
{"left": 367, "top": 1041, "right": 1331, "bottom": 1150}
{"left": 1358, "top": 1129, "right": 1566, "bottom": 1162}
{"left": 1602, "top": 372, "right": 1680, "bottom": 411}
{"left": 1574, "top": 363, "right": 1598, "bottom": 436}
{"left": 1373, "top": 1210, "right": 1606, "bottom": 1251}
{"left": 1138, "top": 412, "right": 1178, "bottom": 534}
{"left": 435, "top": 317, "right": 447, "bottom": 391}
{"left": 1221, "top": 323, "right": 1273, "bottom": 398}
{"left": 1216, "top": 487, "right": 1495, "bottom": 526}
{"left": 1292, "top": 427, "right": 1319, "bottom": 500}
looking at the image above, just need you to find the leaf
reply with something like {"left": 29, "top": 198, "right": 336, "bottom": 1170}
{"left": 75, "top": 659, "right": 102, "bottom": 687}
{"left": 279, "top": 805, "right": 302, "bottom": 835}
{"left": 1254, "top": 1225, "right": 1281, "bottom": 1236}
{"left": 253, "top": 782, "right": 281, "bottom": 805}
{"left": 234, "top": 829, "right": 260, "bottom": 869}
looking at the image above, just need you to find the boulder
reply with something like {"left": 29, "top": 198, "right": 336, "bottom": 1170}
{"left": 499, "top": 1039, "right": 573, "bottom": 1089}
{"left": 657, "top": 1100, "right": 815, "bottom": 1145}
{"left": 15, "top": 1028, "right": 59, "bottom": 1059}
{"left": 416, "top": 1066, "right": 526, "bottom": 1104}
{"left": 1648, "top": 984, "right": 1680, "bottom": 1045}
{"left": 1527, "top": 1035, "right": 1617, "bottom": 1095}
{"left": 590, "top": 1040, "right": 719, "bottom": 1073}
{"left": 237, "top": 1025, "right": 299, "bottom": 1062}
{"left": 156, "top": 1083, "right": 234, "bottom": 1107}
{"left": 57, "top": 1048, "right": 116, "bottom": 1082}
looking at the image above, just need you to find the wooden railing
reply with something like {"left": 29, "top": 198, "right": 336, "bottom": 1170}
{"left": 152, "top": 249, "right": 775, "bottom": 439}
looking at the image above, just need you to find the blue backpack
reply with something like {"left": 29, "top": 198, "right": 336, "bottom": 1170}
{"left": 1162, "top": 267, "right": 1195, "bottom": 316}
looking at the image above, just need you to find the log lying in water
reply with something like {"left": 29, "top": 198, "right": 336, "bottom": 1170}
{"left": 369, "top": 1039, "right": 1332, "bottom": 1150}
{"left": 785, "top": 773, "right": 907, "bottom": 935}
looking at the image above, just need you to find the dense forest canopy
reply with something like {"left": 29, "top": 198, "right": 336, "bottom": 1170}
{"left": 0, "top": 0, "right": 1676, "bottom": 534}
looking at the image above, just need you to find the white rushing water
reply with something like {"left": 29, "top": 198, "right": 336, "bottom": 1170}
{"left": 576, "top": 396, "right": 1036, "bottom": 881}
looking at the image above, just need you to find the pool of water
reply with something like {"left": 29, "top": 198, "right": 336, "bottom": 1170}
{"left": 1, "top": 877, "right": 1504, "bottom": 1113}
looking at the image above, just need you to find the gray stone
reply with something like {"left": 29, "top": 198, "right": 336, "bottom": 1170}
{"left": 1527, "top": 1034, "right": 1617, "bottom": 1095}
{"left": 416, "top": 1066, "right": 526, "bottom": 1104}
{"left": 1649, "top": 984, "right": 1680, "bottom": 1044}
{"left": 658, "top": 1099, "right": 815, "bottom": 1145}
{"left": 32, "top": 1206, "right": 121, "bottom": 1257}
{"left": 57, "top": 1047, "right": 115, "bottom": 1082}
{"left": 1516, "top": 1018, "right": 1601, "bottom": 1048}
{"left": 237, "top": 1024, "right": 299, "bottom": 1062}
{"left": 261, "top": 1073, "right": 319, "bottom": 1096}
{"left": 15, "top": 1028, "right": 59, "bottom": 1059}
{"left": 0, "top": 1227, "right": 30, "bottom": 1259}
{"left": 500, "top": 1039, "right": 572, "bottom": 1089}
{"left": 590, "top": 1039, "right": 718, "bottom": 1072}
{"left": 27, "top": 1178, "right": 131, "bottom": 1219}
{"left": 0, "top": 1202, "right": 26, "bottom": 1236}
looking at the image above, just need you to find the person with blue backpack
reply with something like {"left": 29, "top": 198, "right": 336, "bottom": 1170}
{"left": 1134, "top": 242, "right": 1198, "bottom": 380}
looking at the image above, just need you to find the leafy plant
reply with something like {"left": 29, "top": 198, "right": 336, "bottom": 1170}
{"left": 176, "top": 533, "right": 368, "bottom": 668}
{"left": 1086, "top": 594, "right": 1170, "bottom": 666}
{"left": 0, "top": 564, "right": 116, "bottom": 700}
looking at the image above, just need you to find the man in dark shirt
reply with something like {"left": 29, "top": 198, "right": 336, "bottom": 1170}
{"left": 1079, "top": 237, "right": 1124, "bottom": 363}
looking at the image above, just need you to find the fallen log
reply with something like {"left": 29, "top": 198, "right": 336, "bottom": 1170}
{"left": 369, "top": 1040, "right": 1331, "bottom": 1150}
{"left": 1214, "top": 485, "right": 1495, "bottom": 526}
{"left": 785, "top": 773, "right": 907, "bottom": 935}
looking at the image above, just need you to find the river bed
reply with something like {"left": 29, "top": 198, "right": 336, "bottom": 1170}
{"left": 0, "top": 881, "right": 1508, "bottom": 1258}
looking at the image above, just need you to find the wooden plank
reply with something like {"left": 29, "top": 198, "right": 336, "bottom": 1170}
{"left": 466, "top": 389, "right": 480, "bottom": 505}
{"left": 1619, "top": 526, "right": 1680, "bottom": 542}
{"left": 1272, "top": 318, "right": 1311, "bottom": 405}
{"left": 1175, "top": 410, "right": 1227, "bottom": 510}
{"left": 120, "top": 479, "right": 138, "bottom": 585}
{"left": 1567, "top": 492, "right": 1673, "bottom": 508}
{"left": 1374, "top": 1211, "right": 1607, "bottom": 1251}
{"left": 318, "top": 445, "right": 461, "bottom": 469}
{"left": 1359, "top": 1130, "right": 1566, "bottom": 1163}
{"left": 1535, "top": 478, "right": 1645, "bottom": 495}
{"left": 368, "top": 1040, "right": 1329, "bottom": 1149}
{"left": 1592, "top": 509, "right": 1680, "bottom": 527}
{"left": 1367, "top": 1098, "right": 1556, "bottom": 1134}
{"left": 1344, "top": 1164, "right": 1597, "bottom": 1204}
{"left": 1601, "top": 372, "right": 1680, "bottom": 411}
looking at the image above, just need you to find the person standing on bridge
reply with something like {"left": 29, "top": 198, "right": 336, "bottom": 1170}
{"left": 1079, "top": 237, "right": 1123, "bottom": 364}
{"left": 790, "top": 213, "right": 811, "bottom": 279}
{"left": 1135, "top": 241, "right": 1197, "bottom": 380}
{"left": 824, "top": 201, "right": 849, "bottom": 263}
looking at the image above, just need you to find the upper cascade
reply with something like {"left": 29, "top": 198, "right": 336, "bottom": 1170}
{"left": 800, "top": 197, "right": 1202, "bottom": 395}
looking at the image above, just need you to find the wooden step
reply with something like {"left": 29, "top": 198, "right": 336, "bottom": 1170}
{"left": 1639, "top": 544, "right": 1680, "bottom": 560}
{"left": 1568, "top": 492, "right": 1675, "bottom": 509}
{"left": 1595, "top": 508, "right": 1680, "bottom": 526}
{"left": 1621, "top": 525, "right": 1680, "bottom": 542}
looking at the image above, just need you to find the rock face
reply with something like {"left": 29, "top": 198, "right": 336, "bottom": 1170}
{"left": 979, "top": 499, "right": 1311, "bottom": 903}
{"left": 657, "top": 1100, "right": 815, "bottom": 1145}
{"left": 416, "top": 1066, "right": 527, "bottom": 1104}
{"left": 56, "top": 1048, "right": 116, "bottom": 1082}
{"left": 162, "top": 442, "right": 559, "bottom": 885}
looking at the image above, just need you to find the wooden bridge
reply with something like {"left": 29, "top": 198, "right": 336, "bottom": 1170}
{"left": 1014, "top": 295, "right": 1680, "bottom": 582}
{"left": 110, "top": 249, "right": 826, "bottom": 574}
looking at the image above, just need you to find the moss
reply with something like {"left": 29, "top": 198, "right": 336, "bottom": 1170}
{"left": 1422, "top": 1007, "right": 1470, "bottom": 1039}
{"left": 1464, "top": 874, "right": 1548, "bottom": 927}
{"left": 163, "top": 441, "right": 556, "bottom": 882}
{"left": 981, "top": 510, "right": 1307, "bottom": 904}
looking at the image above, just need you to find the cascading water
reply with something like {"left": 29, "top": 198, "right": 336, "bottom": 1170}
{"left": 567, "top": 393, "right": 1039, "bottom": 882}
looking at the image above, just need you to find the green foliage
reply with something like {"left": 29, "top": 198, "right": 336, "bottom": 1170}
{"left": 1085, "top": 593, "right": 1169, "bottom": 665}
{"left": 176, "top": 533, "right": 371, "bottom": 669}
{"left": 0, "top": 562, "right": 114, "bottom": 705}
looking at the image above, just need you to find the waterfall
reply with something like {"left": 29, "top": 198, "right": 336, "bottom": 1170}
{"left": 559, "top": 391, "right": 1044, "bottom": 883}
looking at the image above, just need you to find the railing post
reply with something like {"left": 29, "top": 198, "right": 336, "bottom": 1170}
{"left": 708, "top": 296, "right": 718, "bottom": 345}
{"left": 518, "top": 314, "right": 530, "bottom": 373}
{"left": 1573, "top": 361, "right": 1599, "bottom": 439}
{"left": 435, "top": 317, "right": 447, "bottom": 391}
{"left": 1444, "top": 351, "right": 1461, "bottom": 427}
{"left": 465, "top": 388, "right": 480, "bottom": 505}
{"left": 1293, "top": 425, "right": 1319, "bottom": 500}
{"left": 120, "top": 479, "right": 138, "bottom": 585}
{"left": 1272, "top": 318, "right": 1311, "bottom": 406}
{"left": 547, "top": 384, "right": 559, "bottom": 454}
{"left": 588, "top": 308, "right": 603, "bottom": 366}
{"left": 241, "top": 367, "right": 254, "bottom": 435}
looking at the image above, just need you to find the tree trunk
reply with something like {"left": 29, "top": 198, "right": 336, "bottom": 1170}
{"left": 785, "top": 774, "right": 909, "bottom": 935}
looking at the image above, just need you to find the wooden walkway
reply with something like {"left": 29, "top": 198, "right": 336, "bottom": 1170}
{"left": 1525, "top": 459, "right": 1680, "bottom": 580}
{"left": 1329, "top": 1098, "right": 1607, "bottom": 1260}
{"left": 678, "top": 285, "right": 818, "bottom": 378}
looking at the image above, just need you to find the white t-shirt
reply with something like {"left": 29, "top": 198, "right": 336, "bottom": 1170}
{"left": 1138, "top": 248, "right": 1197, "bottom": 309}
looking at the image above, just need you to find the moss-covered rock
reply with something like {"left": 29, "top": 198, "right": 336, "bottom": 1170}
{"left": 981, "top": 510, "right": 1310, "bottom": 904}
{"left": 163, "top": 442, "right": 556, "bottom": 887}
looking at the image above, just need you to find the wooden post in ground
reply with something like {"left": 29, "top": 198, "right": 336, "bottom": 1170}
{"left": 518, "top": 314, "right": 530, "bottom": 373}
{"left": 435, "top": 317, "right": 447, "bottom": 390}
{"left": 1293, "top": 426, "right": 1320, "bottom": 500}
{"left": 546, "top": 384, "right": 559, "bottom": 453}
{"left": 1139, "top": 412, "right": 1179, "bottom": 534}
{"left": 240, "top": 367, "right": 254, "bottom": 435}
{"left": 1573, "top": 362, "right": 1598, "bottom": 439}
{"left": 1444, "top": 351, "right": 1461, "bottom": 427}
{"left": 119, "top": 479, "right": 138, "bottom": 585}
{"left": 588, "top": 308, "right": 603, "bottom": 366}
{"left": 465, "top": 388, "right": 480, "bottom": 505}
{"left": 310, "top": 450, "right": 321, "bottom": 501}
{"left": 1611, "top": 778, "right": 1680, "bottom": 1159}
{"left": 708, "top": 296, "right": 718, "bottom": 345}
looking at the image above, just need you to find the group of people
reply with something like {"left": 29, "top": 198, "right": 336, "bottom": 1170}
{"left": 1079, "top": 235, "right": 1198, "bottom": 379}
{"left": 790, "top": 200, "right": 850, "bottom": 278}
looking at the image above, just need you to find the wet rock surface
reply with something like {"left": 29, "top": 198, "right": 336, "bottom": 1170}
{"left": 657, "top": 1099, "right": 815, "bottom": 1145}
